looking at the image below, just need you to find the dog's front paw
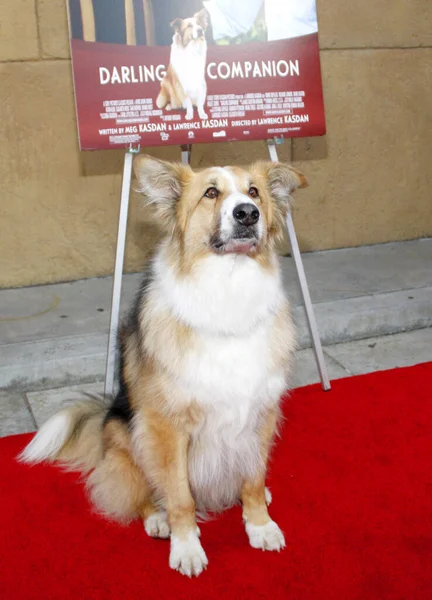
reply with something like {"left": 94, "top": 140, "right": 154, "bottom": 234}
{"left": 198, "top": 111, "right": 208, "bottom": 120}
{"left": 169, "top": 531, "right": 208, "bottom": 577}
{"left": 245, "top": 520, "right": 286, "bottom": 551}
{"left": 185, "top": 111, "right": 194, "bottom": 121}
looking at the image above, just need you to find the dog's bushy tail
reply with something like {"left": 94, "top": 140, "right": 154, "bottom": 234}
{"left": 18, "top": 397, "right": 108, "bottom": 474}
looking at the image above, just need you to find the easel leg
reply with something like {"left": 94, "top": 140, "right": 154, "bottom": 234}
{"left": 268, "top": 142, "right": 331, "bottom": 391}
{"left": 180, "top": 144, "right": 192, "bottom": 165}
{"left": 104, "top": 149, "right": 136, "bottom": 398}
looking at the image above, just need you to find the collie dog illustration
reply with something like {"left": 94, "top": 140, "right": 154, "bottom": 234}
{"left": 20, "top": 155, "right": 308, "bottom": 577}
{"left": 156, "top": 9, "right": 209, "bottom": 121}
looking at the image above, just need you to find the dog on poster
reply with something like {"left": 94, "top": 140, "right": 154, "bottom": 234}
{"left": 156, "top": 8, "right": 209, "bottom": 121}
{"left": 19, "top": 155, "right": 308, "bottom": 577}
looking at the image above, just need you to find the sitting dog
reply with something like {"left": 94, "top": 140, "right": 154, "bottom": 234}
{"left": 20, "top": 155, "right": 307, "bottom": 577}
{"left": 156, "top": 9, "right": 209, "bottom": 121}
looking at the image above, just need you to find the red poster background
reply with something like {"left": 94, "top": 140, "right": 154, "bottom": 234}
{"left": 70, "top": 34, "right": 325, "bottom": 150}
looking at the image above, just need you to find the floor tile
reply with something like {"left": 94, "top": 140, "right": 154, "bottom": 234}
{"left": 292, "top": 348, "right": 350, "bottom": 388}
{"left": 0, "top": 392, "right": 36, "bottom": 437}
{"left": 26, "top": 382, "right": 103, "bottom": 427}
{"left": 324, "top": 328, "right": 432, "bottom": 375}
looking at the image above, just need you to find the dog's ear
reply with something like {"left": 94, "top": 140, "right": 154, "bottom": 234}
{"left": 257, "top": 161, "right": 308, "bottom": 205}
{"left": 133, "top": 155, "right": 190, "bottom": 230}
{"left": 194, "top": 8, "right": 209, "bottom": 30}
{"left": 169, "top": 18, "right": 182, "bottom": 32}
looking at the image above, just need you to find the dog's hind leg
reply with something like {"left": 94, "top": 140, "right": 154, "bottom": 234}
{"left": 86, "top": 419, "right": 150, "bottom": 523}
{"left": 156, "top": 85, "right": 169, "bottom": 109}
{"left": 141, "top": 504, "right": 170, "bottom": 539}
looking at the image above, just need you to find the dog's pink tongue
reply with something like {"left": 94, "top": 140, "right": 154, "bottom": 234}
{"left": 224, "top": 240, "right": 256, "bottom": 254}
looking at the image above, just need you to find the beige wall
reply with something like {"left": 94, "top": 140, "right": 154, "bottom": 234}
{"left": 1, "top": 1, "right": 431, "bottom": 288}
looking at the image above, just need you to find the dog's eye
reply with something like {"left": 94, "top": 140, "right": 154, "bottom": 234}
{"left": 204, "top": 187, "right": 219, "bottom": 199}
{"left": 248, "top": 187, "right": 259, "bottom": 198}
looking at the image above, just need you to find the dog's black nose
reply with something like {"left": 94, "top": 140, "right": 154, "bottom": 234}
{"left": 197, "top": 26, "right": 204, "bottom": 36}
{"left": 233, "top": 203, "right": 260, "bottom": 227}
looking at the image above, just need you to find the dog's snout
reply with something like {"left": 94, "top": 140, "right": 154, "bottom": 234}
{"left": 197, "top": 26, "right": 204, "bottom": 36}
{"left": 233, "top": 203, "right": 260, "bottom": 227}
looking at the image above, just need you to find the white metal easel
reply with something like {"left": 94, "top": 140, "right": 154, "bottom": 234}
{"left": 266, "top": 140, "right": 330, "bottom": 391}
{"left": 104, "top": 141, "right": 331, "bottom": 398}
{"left": 104, "top": 145, "right": 139, "bottom": 398}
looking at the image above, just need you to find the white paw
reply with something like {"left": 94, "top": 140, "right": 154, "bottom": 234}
{"left": 169, "top": 531, "right": 208, "bottom": 577}
{"left": 185, "top": 111, "right": 193, "bottom": 121}
{"left": 245, "top": 520, "right": 286, "bottom": 551}
{"left": 265, "top": 487, "right": 272, "bottom": 506}
{"left": 199, "top": 111, "right": 208, "bottom": 120}
{"left": 144, "top": 511, "right": 170, "bottom": 539}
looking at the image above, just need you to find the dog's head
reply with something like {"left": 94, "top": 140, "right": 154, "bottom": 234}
{"left": 170, "top": 9, "right": 209, "bottom": 47}
{"left": 134, "top": 155, "right": 307, "bottom": 269}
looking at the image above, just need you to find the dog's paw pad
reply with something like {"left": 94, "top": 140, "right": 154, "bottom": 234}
{"left": 144, "top": 512, "right": 170, "bottom": 539}
{"left": 246, "top": 520, "right": 286, "bottom": 552}
{"left": 169, "top": 532, "right": 208, "bottom": 577}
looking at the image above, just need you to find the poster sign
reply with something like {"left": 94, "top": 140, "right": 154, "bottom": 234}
{"left": 67, "top": 0, "right": 326, "bottom": 150}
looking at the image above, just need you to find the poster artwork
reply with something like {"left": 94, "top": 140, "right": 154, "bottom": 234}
{"left": 67, "top": 0, "right": 326, "bottom": 150}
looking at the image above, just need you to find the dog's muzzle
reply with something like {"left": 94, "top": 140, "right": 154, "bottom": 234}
{"left": 211, "top": 202, "right": 260, "bottom": 255}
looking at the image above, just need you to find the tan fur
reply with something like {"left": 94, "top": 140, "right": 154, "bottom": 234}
{"left": 156, "top": 65, "right": 186, "bottom": 111}
{"left": 133, "top": 157, "right": 306, "bottom": 276}
{"left": 54, "top": 399, "right": 107, "bottom": 473}
{"left": 269, "top": 300, "right": 298, "bottom": 371}
{"left": 87, "top": 419, "right": 150, "bottom": 523}
{"left": 133, "top": 407, "right": 197, "bottom": 538}
{"left": 241, "top": 407, "right": 280, "bottom": 527}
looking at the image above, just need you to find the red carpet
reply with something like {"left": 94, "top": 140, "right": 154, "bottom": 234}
{"left": 1, "top": 363, "right": 432, "bottom": 599}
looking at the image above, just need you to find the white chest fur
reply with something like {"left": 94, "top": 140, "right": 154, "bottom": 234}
{"left": 155, "top": 248, "right": 284, "bottom": 336}
{"left": 152, "top": 247, "right": 291, "bottom": 407}
{"left": 170, "top": 40, "right": 207, "bottom": 99}
{"left": 182, "top": 319, "right": 281, "bottom": 406}
{"left": 183, "top": 319, "right": 288, "bottom": 511}
{"left": 185, "top": 326, "right": 280, "bottom": 511}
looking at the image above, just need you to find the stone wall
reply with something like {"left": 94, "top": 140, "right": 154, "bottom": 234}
{"left": 1, "top": 0, "right": 431, "bottom": 287}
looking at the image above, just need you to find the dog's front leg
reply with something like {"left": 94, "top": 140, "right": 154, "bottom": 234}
{"left": 197, "top": 88, "right": 208, "bottom": 120}
{"left": 241, "top": 406, "right": 286, "bottom": 551}
{"left": 166, "top": 443, "right": 208, "bottom": 576}
{"left": 183, "top": 97, "right": 194, "bottom": 120}
{"left": 144, "top": 413, "right": 207, "bottom": 576}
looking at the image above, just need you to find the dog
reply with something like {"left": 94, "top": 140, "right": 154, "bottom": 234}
{"left": 19, "top": 155, "right": 307, "bottom": 577}
{"left": 156, "top": 9, "right": 209, "bottom": 121}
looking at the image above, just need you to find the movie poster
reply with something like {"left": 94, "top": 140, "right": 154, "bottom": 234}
{"left": 67, "top": 0, "right": 326, "bottom": 150}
